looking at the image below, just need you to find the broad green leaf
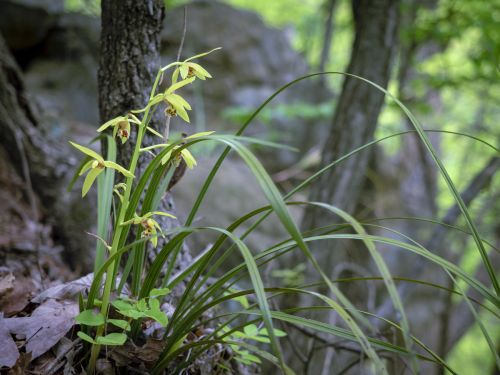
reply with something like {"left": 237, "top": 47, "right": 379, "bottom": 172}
{"left": 248, "top": 336, "right": 271, "bottom": 343}
{"left": 118, "top": 309, "right": 145, "bottom": 320}
{"left": 108, "top": 319, "right": 131, "bottom": 331}
{"left": 271, "top": 328, "right": 287, "bottom": 337}
{"left": 96, "top": 332, "right": 127, "bottom": 346}
{"left": 148, "top": 297, "right": 161, "bottom": 311}
{"left": 137, "top": 299, "right": 148, "bottom": 312}
{"left": 75, "top": 309, "right": 105, "bottom": 326}
{"left": 69, "top": 141, "right": 103, "bottom": 162}
{"left": 144, "top": 310, "right": 168, "bottom": 327}
{"left": 77, "top": 331, "right": 97, "bottom": 344}
{"left": 112, "top": 299, "right": 134, "bottom": 311}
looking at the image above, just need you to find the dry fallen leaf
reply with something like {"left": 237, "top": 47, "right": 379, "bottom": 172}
{"left": 0, "top": 272, "right": 15, "bottom": 295}
{"left": 0, "top": 273, "right": 36, "bottom": 316}
{"left": 4, "top": 299, "right": 79, "bottom": 361}
{"left": 31, "top": 273, "right": 94, "bottom": 304}
{"left": 0, "top": 315, "right": 19, "bottom": 367}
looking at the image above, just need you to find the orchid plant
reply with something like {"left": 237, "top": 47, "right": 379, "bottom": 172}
{"left": 70, "top": 48, "right": 220, "bottom": 373}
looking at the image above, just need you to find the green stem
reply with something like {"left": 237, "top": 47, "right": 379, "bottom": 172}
{"left": 87, "top": 70, "right": 163, "bottom": 374}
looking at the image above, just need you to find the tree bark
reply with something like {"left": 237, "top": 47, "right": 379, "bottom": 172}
{"left": 0, "top": 33, "right": 95, "bottom": 270}
{"left": 98, "top": 0, "right": 192, "bottom": 291}
{"left": 291, "top": 1, "right": 399, "bottom": 372}
{"left": 302, "top": 0, "right": 399, "bottom": 230}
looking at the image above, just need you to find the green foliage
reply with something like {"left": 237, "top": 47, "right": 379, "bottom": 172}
{"left": 220, "top": 324, "right": 287, "bottom": 365}
{"left": 66, "top": 45, "right": 499, "bottom": 374}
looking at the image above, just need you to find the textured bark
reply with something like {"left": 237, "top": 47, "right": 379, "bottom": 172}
{"left": 0, "top": 33, "right": 64, "bottom": 208}
{"left": 0, "top": 33, "right": 94, "bottom": 270}
{"left": 290, "top": 1, "right": 399, "bottom": 373}
{"left": 302, "top": 0, "right": 399, "bottom": 229}
{"left": 98, "top": 0, "right": 192, "bottom": 288}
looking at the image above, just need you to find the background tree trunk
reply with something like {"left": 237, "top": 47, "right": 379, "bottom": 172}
{"left": 302, "top": 0, "right": 399, "bottom": 227}
{"left": 290, "top": 1, "right": 399, "bottom": 373}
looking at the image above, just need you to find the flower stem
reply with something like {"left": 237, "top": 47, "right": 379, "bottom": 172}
{"left": 87, "top": 70, "right": 163, "bottom": 374}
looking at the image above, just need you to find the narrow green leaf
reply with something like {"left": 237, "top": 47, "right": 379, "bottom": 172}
{"left": 97, "top": 116, "right": 126, "bottom": 132}
{"left": 69, "top": 141, "right": 103, "bottom": 162}
{"left": 244, "top": 324, "right": 258, "bottom": 336}
{"left": 82, "top": 167, "right": 103, "bottom": 197}
{"left": 185, "top": 131, "right": 215, "bottom": 139}
{"left": 181, "top": 149, "right": 197, "bottom": 168}
{"left": 183, "top": 47, "right": 222, "bottom": 62}
{"left": 103, "top": 160, "right": 134, "bottom": 178}
{"left": 149, "top": 288, "right": 171, "bottom": 298}
{"left": 166, "top": 77, "right": 195, "bottom": 95}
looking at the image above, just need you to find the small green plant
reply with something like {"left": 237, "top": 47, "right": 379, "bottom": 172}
{"left": 71, "top": 49, "right": 222, "bottom": 373}
{"left": 68, "top": 49, "right": 498, "bottom": 375}
{"left": 221, "top": 324, "right": 287, "bottom": 365}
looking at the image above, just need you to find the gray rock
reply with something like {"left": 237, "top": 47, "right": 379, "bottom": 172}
{"left": 0, "top": 0, "right": 64, "bottom": 51}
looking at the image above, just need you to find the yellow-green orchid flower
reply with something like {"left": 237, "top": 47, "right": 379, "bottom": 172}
{"left": 164, "top": 93, "right": 192, "bottom": 123}
{"left": 172, "top": 62, "right": 212, "bottom": 83}
{"left": 140, "top": 144, "right": 196, "bottom": 169}
{"left": 70, "top": 142, "right": 134, "bottom": 197}
{"left": 140, "top": 131, "right": 214, "bottom": 168}
{"left": 165, "top": 48, "right": 220, "bottom": 83}
{"left": 120, "top": 211, "right": 176, "bottom": 248}
{"left": 97, "top": 114, "right": 163, "bottom": 143}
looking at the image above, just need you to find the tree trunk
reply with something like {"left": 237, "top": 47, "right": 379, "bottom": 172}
{"left": 98, "top": 0, "right": 192, "bottom": 292}
{"left": 291, "top": 1, "right": 399, "bottom": 373}
{"left": 302, "top": 0, "right": 399, "bottom": 229}
{"left": 0, "top": 32, "right": 95, "bottom": 271}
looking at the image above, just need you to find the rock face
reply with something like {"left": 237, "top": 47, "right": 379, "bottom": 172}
{"left": 1, "top": 0, "right": 329, "bottom": 161}
{"left": 161, "top": 1, "right": 330, "bottom": 168}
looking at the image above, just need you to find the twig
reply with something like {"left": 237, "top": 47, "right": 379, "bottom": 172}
{"left": 176, "top": 6, "right": 188, "bottom": 63}
{"left": 164, "top": 6, "right": 188, "bottom": 141}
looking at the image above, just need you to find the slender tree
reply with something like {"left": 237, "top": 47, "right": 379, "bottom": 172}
{"left": 302, "top": 0, "right": 399, "bottom": 230}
